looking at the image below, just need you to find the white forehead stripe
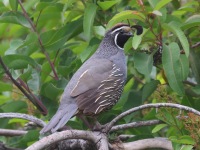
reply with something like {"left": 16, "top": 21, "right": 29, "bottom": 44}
{"left": 111, "top": 26, "right": 129, "bottom": 34}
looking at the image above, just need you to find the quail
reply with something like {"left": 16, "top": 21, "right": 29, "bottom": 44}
{"left": 40, "top": 23, "right": 143, "bottom": 133}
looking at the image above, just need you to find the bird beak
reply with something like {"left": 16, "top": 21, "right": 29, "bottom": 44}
{"left": 123, "top": 26, "right": 133, "bottom": 37}
{"left": 131, "top": 25, "right": 143, "bottom": 35}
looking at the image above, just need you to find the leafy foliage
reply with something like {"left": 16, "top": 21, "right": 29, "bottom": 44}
{"left": 0, "top": 0, "right": 200, "bottom": 149}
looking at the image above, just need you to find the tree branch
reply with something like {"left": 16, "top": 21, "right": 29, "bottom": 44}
{"left": 25, "top": 130, "right": 109, "bottom": 150}
{"left": 0, "top": 57, "right": 47, "bottom": 115}
{"left": 110, "top": 120, "right": 162, "bottom": 132}
{"left": 191, "top": 42, "right": 200, "bottom": 48}
{"left": 17, "top": 0, "right": 58, "bottom": 80}
{"left": 0, "top": 129, "right": 27, "bottom": 136}
{"left": 121, "top": 138, "right": 173, "bottom": 150}
{"left": 106, "top": 103, "right": 200, "bottom": 132}
{"left": 0, "top": 113, "right": 46, "bottom": 127}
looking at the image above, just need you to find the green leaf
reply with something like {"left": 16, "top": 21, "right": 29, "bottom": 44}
{"left": 169, "top": 135, "right": 195, "bottom": 145}
{"left": 27, "top": 70, "right": 40, "bottom": 92}
{"left": 162, "top": 43, "right": 184, "bottom": 95}
{"left": 154, "top": 0, "right": 172, "bottom": 10}
{"left": 162, "top": 21, "right": 189, "bottom": 57}
{"left": 181, "top": 15, "right": 200, "bottom": 30}
{"left": 134, "top": 52, "right": 153, "bottom": 81}
{"left": 19, "top": 66, "right": 32, "bottom": 82}
{"left": 152, "top": 10, "right": 162, "bottom": 16}
{"left": 2, "top": 101, "right": 27, "bottom": 113}
{"left": 123, "top": 90, "right": 142, "bottom": 112}
{"left": 41, "top": 61, "right": 52, "bottom": 82}
{"left": 30, "top": 52, "right": 46, "bottom": 59}
{"left": 189, "top": 49, "right": 200, "bottom": 84}
{"left": 36, "top": 2, "right": 63, "bottom": 11}
{"left": 124, "top": 78, "right": 134, "bottom": 93}
{"left": 152, "top": 124, "right": 168, "bottom": 133}
{"left": 0, "top": 81, "right": 12, "bottom": 92}
{"left": 191, "top": 85, "right": 200, "bottom": 95}
{"left": 8, "top": 118, "right": 28, "bottom": 124}
{"left": 97, "top": 1, "right": 118, "bottom": 11}
{"left": 179, "top": 54, "right": 189, "bottom": 80}
{"left": 142, "top": 80, "right": 160, "bottom": 101}
{"left": 0, "top": 12, "right": 30, "bottom": 28}
{"left": 83, "top": 3, "right": 97, "bottom": 41}
{"left": 44, "top": 83, "right": 63, "bottom": 100}
{"left": 0, "top": 2, "right": 9, "bottom": 13}
{"left": 2, "top": 54, "right": 39, "bottom": 70}
{"left": 16, "top": 130, "right": 39, "bottom": 147}
{"left": 147, "top": 0, "right": 158, "bottom": 8}
{"left": 22, "top": 33, "right": 38, "bottom": 46}
{"left": 0, "top": 95, "right": 10, "bottom": 105}
{"left": 9, "top": 0, "right": 18, "bottom": 11}
{"left": 34, "top": 3, "right": 64, "bottom": 28}
{"left": 80, "top": 38, "right": 99, "bottom": 62}
{"left": 181, "top": 145, "right": 194, "bottom": 150}
{"left": 94, "top": 26, "right": 105, "bottom": 37}
{"left": 41, "top": 19, "right": 83, "bottom": 51}
{"left": 132, "top": 28, "right": 148, "bottom": 50}
{"left": 107, "top": 10, "right": 145, "bottom": 29}
{"left": 6, "top": 39, "right": 23, "bottom": 54}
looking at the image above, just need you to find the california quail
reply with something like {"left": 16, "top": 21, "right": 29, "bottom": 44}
{"left": 40, "top": 23, "right": 143, "bottom": 133}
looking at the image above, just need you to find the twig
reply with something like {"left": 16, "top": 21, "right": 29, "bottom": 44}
{"left": 0, "top": 113, "right": 46, "bottom": 127}
{"left": 17, "top": 0, "right": 58, "bottom": 80}
{"left": 26, "top": 130, "right": 109, "bottom": 150}
{"left": 35, "top": 10, "right": 42, "bottom": 27}
{"left": 110, "top": 120, "right": 162, "bottom": 132}
{"left": 122, "top": 138, "right": 173, "bottom": 150}
{"left": 191, "top": 42, "right": 200, "bottom": 48}
{"left": 118, "top": 134, "right": 135, "bottom": 141}
{"left": 133, "top": 76, "right": 144, "bottom": 84}
{"left": 0, "top": 129, "right": 27, "bottom": 136}
{"left": 180, "top": 41, "right": 200, "bottom": 54}
{"left": 106, "top": 103, "right": 200, "bottom": 132}
{"left": 0, "top": 57, "right": 47, "bottom": 115}
{"left": 183, "top": 80, "right": 197, "bottom": 87}
{"left": 17, "top": 78, "right": 46, "bottom": 110}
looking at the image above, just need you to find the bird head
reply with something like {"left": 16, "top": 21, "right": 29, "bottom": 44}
{"left": 106, "top": 23, "right": 143, "bottom": 49}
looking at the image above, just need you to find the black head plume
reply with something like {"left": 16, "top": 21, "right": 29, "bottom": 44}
{"left": 131, "top": 25, "right": 143, "bottom": 35}
{"left": 106, "top": 23, "right": 143, "bottom": 49}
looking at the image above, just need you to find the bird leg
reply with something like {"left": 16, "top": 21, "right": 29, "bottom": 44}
{"left": 78, "top": 115, "right": 109, "bottom": 133}
{"left": 92, "top": 118, "right": 108, "bottom": 132}
{"left": 77, "top": 114, "right": 93, "bottom": 129}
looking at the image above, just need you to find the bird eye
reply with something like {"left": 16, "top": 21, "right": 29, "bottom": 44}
{"left": 120, "top": 29, "right": 124, "bottom": 33}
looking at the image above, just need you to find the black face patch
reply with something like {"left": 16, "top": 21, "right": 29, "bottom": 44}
{"left": 131, "top": 25, "right": 143, "bottom": 35}
{"left": 116, "top": 32, "right": 132, "bottom": 49}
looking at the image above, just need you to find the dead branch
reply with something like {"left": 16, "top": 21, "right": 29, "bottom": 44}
{"left": 0, "top": 113, "right": 46, "bottom": 127}
{"left": 121, "top": 138, "right": 172, "bottom": 150}
{"left": 25, "top": 130, "right": 109, "bottom": 150}
{"left": 0, "top": 129, "right": 27, "bottom": 136}
{"left": 110, "top": 119, "right": 162, "bottom": 132}
{"left": 106, "top": 103, "right": 200, "bottom": 132}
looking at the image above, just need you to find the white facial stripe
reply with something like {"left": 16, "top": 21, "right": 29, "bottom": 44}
{"left": 111, "top": 26, "right": 129, "bottom": 34}
{"left": 114, "top": 33, "right": 123, "bottom": 50}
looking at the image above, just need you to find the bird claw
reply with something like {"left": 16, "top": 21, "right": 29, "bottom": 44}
{"left": 93, "top": 122, "right": 109, "bottom": 134}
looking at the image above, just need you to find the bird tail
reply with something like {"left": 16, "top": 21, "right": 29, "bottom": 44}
{"left": 40, "top": 103, "right": 78, "bottom": 134}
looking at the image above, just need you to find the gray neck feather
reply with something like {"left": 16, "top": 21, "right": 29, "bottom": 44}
{"left": 94, "top": 34, "right": 122, "bottom": 59}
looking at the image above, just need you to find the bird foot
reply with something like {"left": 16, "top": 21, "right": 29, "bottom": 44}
{"left": 93, "top": 122, "right": 109, "bottom": 134}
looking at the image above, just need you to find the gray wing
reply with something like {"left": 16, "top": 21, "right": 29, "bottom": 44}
{"left": 40, "top": 59, "right": 113, "bottom": 134}
{"left": 71, "top": 59, "right": 125, "bottom": 115}
{"left": 40, "top": 58, "right": 125, "bottom": 133}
